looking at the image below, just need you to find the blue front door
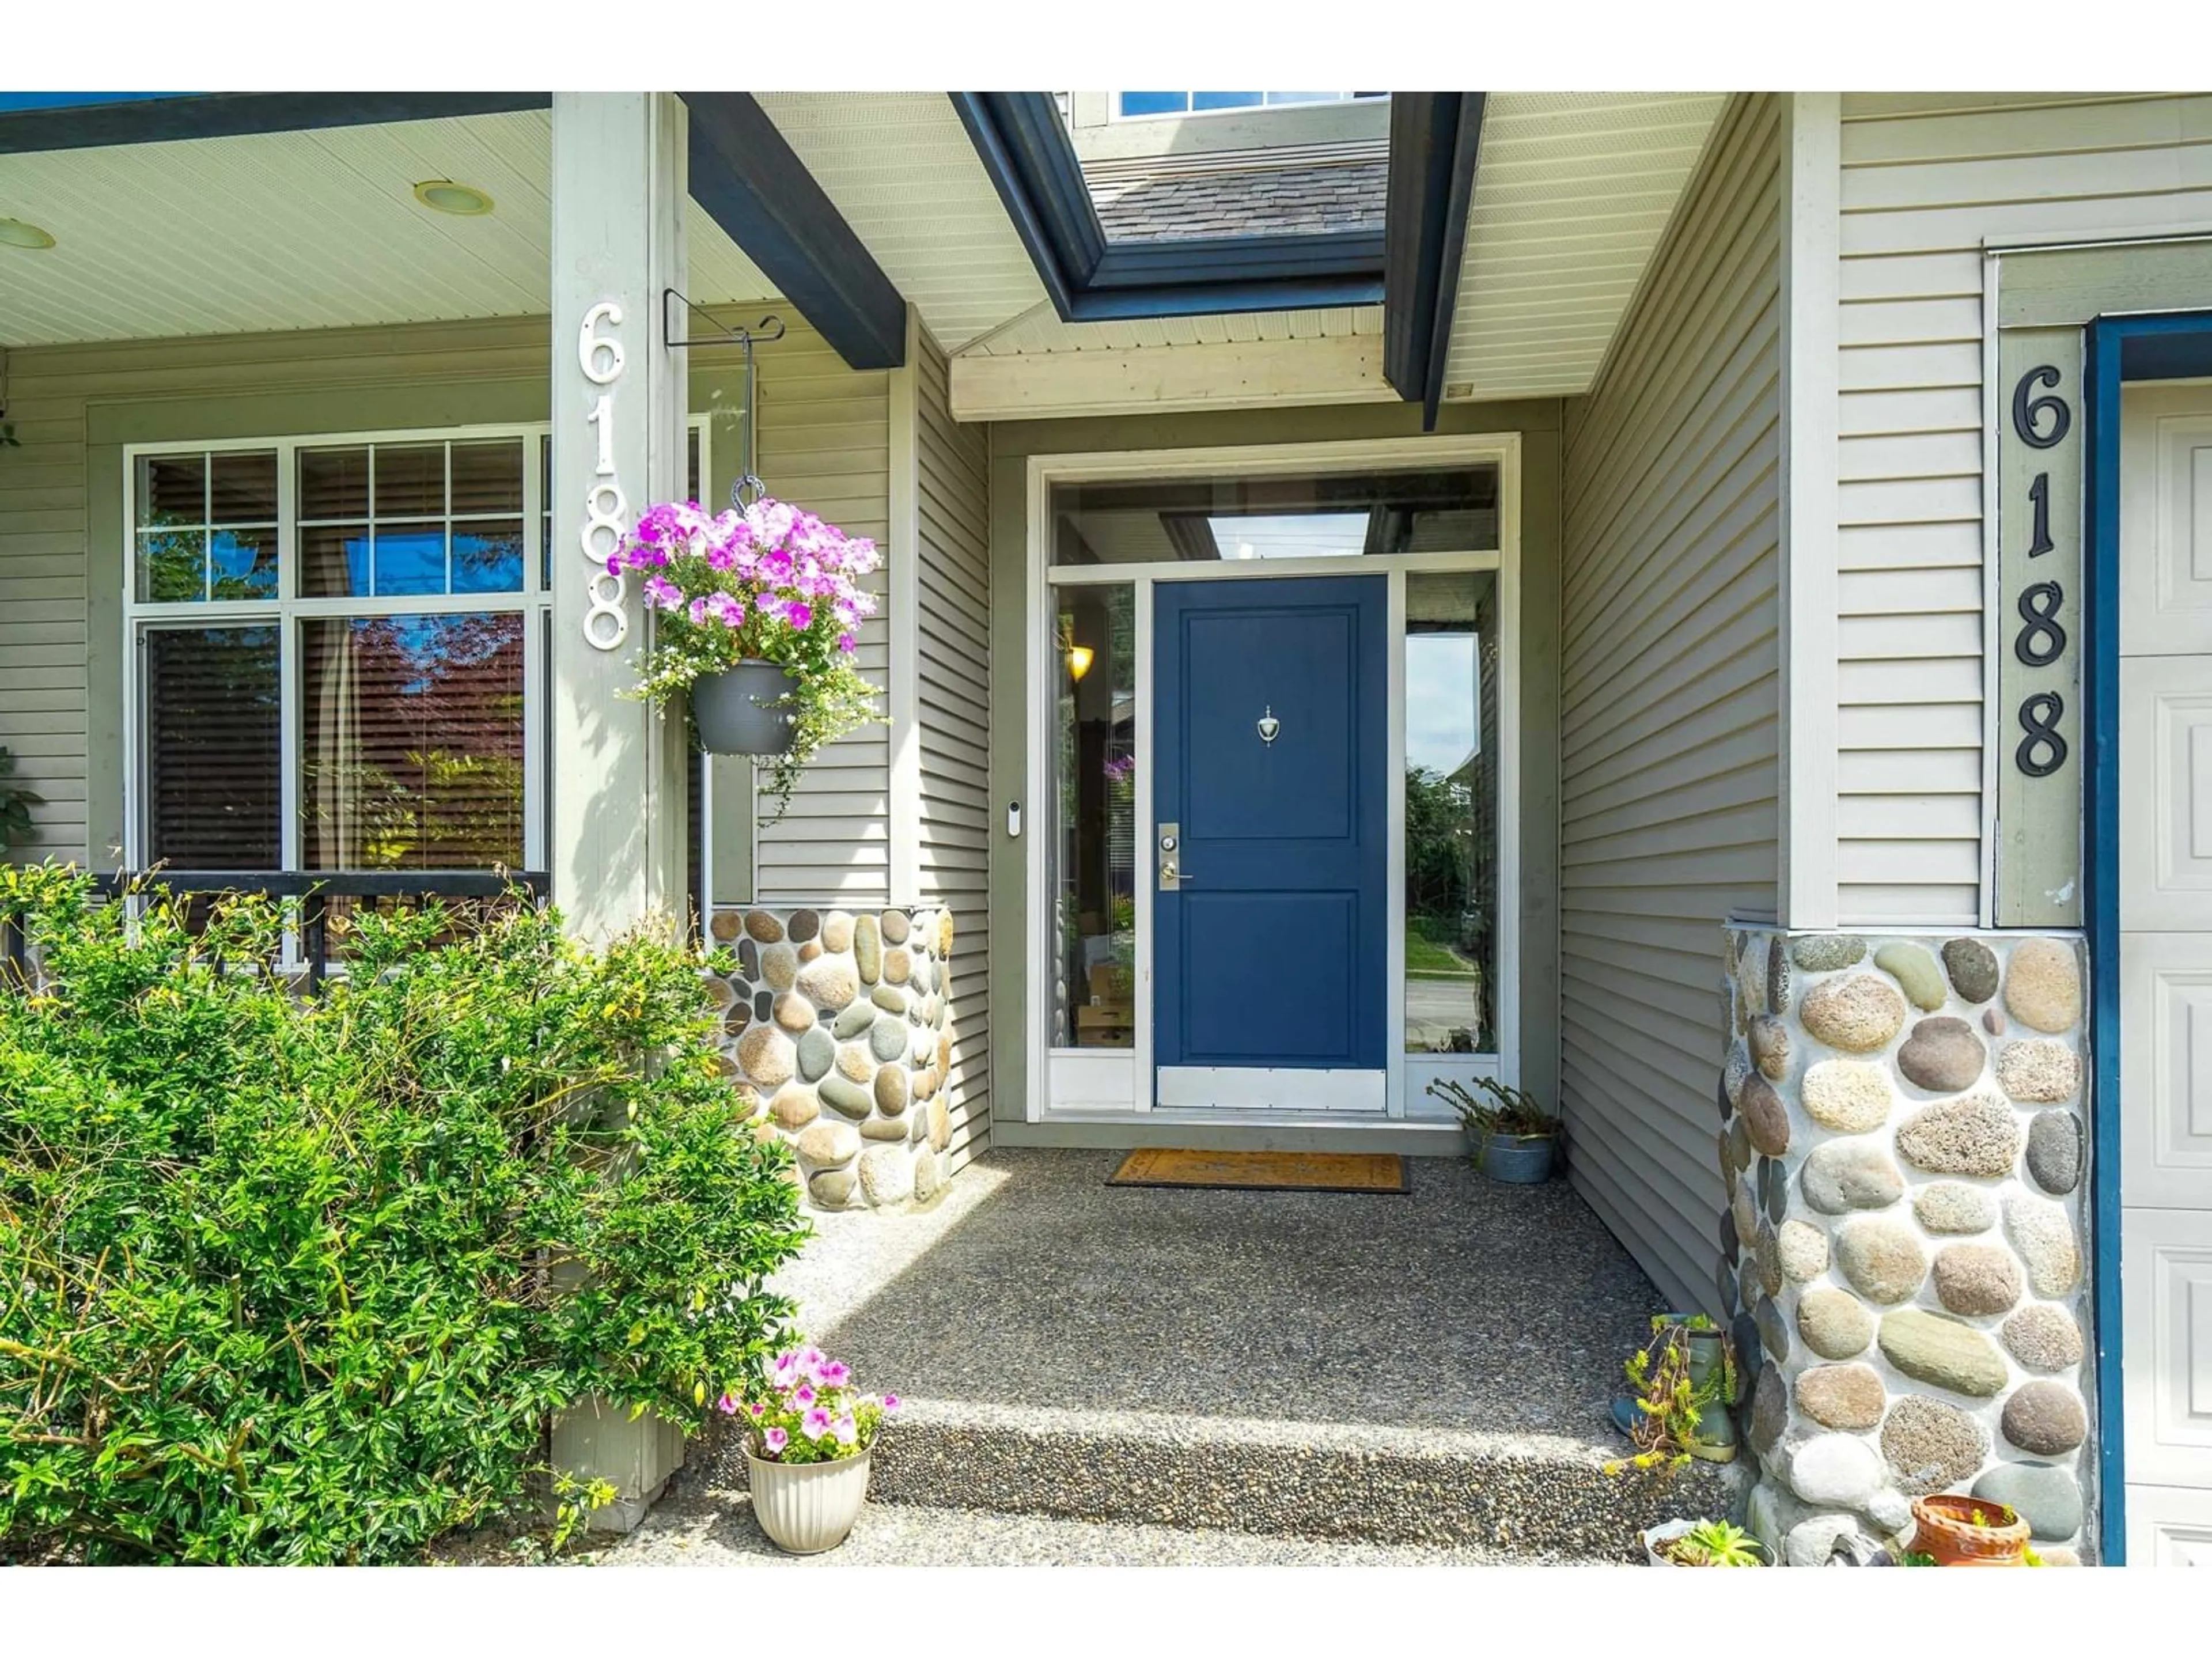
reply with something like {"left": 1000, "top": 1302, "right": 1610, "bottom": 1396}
{"left": 1153, "top": 575, "right": 1387, "bottom": 1105}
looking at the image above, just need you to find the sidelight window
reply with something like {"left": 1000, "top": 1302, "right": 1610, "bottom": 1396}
{"left": 1402, "top": 569, "right": 1499, "bottom": 1055}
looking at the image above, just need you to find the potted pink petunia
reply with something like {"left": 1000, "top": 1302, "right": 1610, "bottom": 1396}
{"left": 610, "top": 494, "right": 882, "bottom": 816}
{"left": 725, "top": 1342, "right": 897, "bottom": 1554}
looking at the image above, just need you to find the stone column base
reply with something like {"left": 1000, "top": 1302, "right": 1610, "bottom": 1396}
{"left": 551, "top": 1396, "right": 687, "bottom": 1533}
{"left": 707, "top": 905, "right": 959, "bottom": 1211}
{"left": 1718, "top": 926, "right": 2093, "bottom": 1565}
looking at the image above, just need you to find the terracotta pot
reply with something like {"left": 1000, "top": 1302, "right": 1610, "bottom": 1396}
{"left": 746, "top": 1447, "right": 870, "bottom": 1554}
{"left": 1910, "top": 1494, "right": 2029, "bottom": 1566}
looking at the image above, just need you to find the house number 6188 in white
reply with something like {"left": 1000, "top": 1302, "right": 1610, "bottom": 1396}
{"left": 577, "top": 302, "right": 629, "bottom": 652}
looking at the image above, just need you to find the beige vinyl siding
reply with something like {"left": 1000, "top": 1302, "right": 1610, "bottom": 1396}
{"left": 752, "top": 321, "right": 893, "bottom": 904}
{"left": 1835, "top": 91, "right": 2212, "bottom": 924}
{"left": 1559, "top": 92, "right": 1782, "bottom": 1316}
{"left": 912, "top": 328, "right": 993, "bottom": 1165}
{"left": 0, "top": 361, "right": 93, "bottom": 861}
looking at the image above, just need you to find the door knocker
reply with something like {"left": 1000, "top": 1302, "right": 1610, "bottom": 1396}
{"left": 1256, "top": 706, "right": 1280, "bottom": 746}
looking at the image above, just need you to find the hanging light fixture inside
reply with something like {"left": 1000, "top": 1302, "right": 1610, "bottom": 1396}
{"left": 1066, "top": 643, "right": 1094, "bottom": 681}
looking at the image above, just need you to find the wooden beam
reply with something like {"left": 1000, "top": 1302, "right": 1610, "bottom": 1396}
{"left": 947, "top": 333, "right": 1394, "bottom": 422}
{"left": 0, "top": 92, "right": 550, "bottom": 154}
{"left": 680, "top": 92, "right": 907, "bottom": 372}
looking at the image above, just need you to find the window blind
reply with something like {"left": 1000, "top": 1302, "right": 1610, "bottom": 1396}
{"left": 143, "top": 626, "right": 282, "bottom": 868}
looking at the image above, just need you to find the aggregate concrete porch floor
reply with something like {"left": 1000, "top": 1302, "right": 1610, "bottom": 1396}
{"left": 604, "top": 1148, "right": 1734, "bottom": 1562}
{"left": 776, "top": 1146, "right": 1664, "bottom": 1446}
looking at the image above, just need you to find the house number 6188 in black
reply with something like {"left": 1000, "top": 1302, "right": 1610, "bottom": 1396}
{"left": 2010, "top": 364, "right": 2073, "bottom": 779}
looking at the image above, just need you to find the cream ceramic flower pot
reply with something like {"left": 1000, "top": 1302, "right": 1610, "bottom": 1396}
{"left": 745, "top": 1447, "right": 870, "bottom": 1554}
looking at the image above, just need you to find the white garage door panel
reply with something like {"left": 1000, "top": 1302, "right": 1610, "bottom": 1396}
{"left": 2122, "top": 934, "right": 2212, "bottom": 1212}
{"left": 2124, "top": 393, "right": 2212, "bottom": 657}
{"left": 2124, "top": 1209, "right": 2212, "bottom": 1490}
{"left": 2123, "top": 379, "right": 2212, "bottom": 1548}
{"left": 2120, "top": 660, "right": 2212, "bottom": 932}
{"left": 2127, "top": 1483, "right": 2212, "bottom": 1566}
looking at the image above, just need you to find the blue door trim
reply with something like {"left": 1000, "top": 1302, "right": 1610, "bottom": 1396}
{"left": 2082, "top": 306, "right": 2212, "bottom": 1565}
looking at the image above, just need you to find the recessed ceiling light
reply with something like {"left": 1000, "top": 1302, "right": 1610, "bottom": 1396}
{"left": 412, "top": 180, "right": 495, "bottom": 217}
{"left": 0, "top": 218, "right": 56, "bottom": 250}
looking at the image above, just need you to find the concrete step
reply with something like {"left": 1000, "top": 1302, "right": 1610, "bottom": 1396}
{"left": 865, "top": 1398, "right": 1746, "bottom": 1560}
{"left": 610, "top": 1491, "right": 1601, "bottom": 1567}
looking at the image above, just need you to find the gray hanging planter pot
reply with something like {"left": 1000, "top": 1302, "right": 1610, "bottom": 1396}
{"left": 692, "top": 660, "right": 798, "bottom": 756}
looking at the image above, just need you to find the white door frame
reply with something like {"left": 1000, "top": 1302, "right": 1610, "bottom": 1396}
{"left": 1022, "top": 433, "right": 1524, "bottom": 1124}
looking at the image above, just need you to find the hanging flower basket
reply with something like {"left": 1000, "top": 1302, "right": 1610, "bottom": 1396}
{"left": 691, "top": 659, "right": 799, "bottom": 756}
{"left": 611, "top": 493, "right": 883, "bottom": 809}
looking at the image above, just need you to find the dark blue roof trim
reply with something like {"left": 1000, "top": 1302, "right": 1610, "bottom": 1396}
{"left": 680, "top": 93, "right": 908, "bottom": 372}
{"left": 0, "top": 92, "right": 551, "bottom": 154}
{"left": 950, "top": 90, "right": 1392, "bottom": 321}
{"left": 1382, "top": 92, "right": 1485, "bottom": 427}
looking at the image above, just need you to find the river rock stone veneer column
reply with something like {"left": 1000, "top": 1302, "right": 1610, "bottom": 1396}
{"left": 706, "top": 906, "right": 957, "bottom": 1212}
{"left": 1718, "top": 927, "right": 2094, "bottom": 1565}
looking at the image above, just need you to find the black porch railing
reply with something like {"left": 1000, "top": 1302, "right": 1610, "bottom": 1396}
{"left": 1, "top": 869, "right": 552, "bottom": 994}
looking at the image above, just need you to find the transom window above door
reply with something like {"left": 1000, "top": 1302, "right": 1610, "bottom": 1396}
{"left": 1049, "top": 464, "right": 1499, "bottom": 566}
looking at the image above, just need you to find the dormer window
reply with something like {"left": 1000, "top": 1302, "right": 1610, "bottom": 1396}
{"left": 1113, "top": 92, "right": 1385, "bottom": 120}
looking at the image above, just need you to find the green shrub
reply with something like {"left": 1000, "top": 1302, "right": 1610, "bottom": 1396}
{"left": 0, "top": 864, "right": 809, "bottom": 1563}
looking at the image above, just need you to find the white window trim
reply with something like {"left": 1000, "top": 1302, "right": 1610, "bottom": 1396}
{"left": 121, "top": 418, "right": 713, "bottom": 898}
{"left": 1024, "top": 433, "right": 1524, "bottom": 1126}
{"left": 1109, "top": 92, "right": 1382, "bottom": 122}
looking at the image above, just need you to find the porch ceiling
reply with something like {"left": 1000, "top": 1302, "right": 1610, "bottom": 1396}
{"left": 0, "top": 109, "right": 777, "bottom": 348}
{"left": 1440, "top": 92, "right": 1729, "bottom": 400}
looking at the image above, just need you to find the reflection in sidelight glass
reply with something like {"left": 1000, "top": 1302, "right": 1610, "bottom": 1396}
{"left": 1052, "top": 584, "right": 1137, "bottom": 1048}
{"left": 1403, "top": 570, "right": 1498, "bottom": 1054}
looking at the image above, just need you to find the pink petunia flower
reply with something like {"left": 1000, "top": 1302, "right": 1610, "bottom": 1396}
{"left": 816, "top": 1361, "right": 850, "bottom": 1388}
{"left": 791, "top": 1383, "right": 816, "bottom": 1408}
{"left": 881, "top": 1393, "right": 900, "bottom": 1413}
{"left": 763, "top": 1425, "right": 789, "bottom": 1455}
{"left": 800, "top": 1407, "right": 834, "bottom": 1441}
{"left": 748, "top": 1400, "right": 765, "bottom": 1418}
{"left": 716, "top": 1392, "right": 738, "bottom": 1415}
{"left": 832, "top": 1414, "right": 858, "bottom": 1448}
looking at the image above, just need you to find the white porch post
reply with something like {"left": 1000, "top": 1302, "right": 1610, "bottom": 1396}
{"left": 550, "top": 90, "right": 690, "bottom": 940}
{"left": 547, "top": 89, "right": 691, "bottom": 1532}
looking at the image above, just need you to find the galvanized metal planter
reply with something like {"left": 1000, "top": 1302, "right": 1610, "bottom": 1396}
{"left": 745, "top": 1448, "right": 870, "bottom": 1554}
{"left": 691, "top": 660, "right": 797, "bottom": 756}
{"left": 1478, "top": 1131, "right": 1554, "bottom": 1184}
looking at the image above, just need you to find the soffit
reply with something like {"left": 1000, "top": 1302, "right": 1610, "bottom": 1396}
{"left": 751, "top": 92, "right": 1047, "bottom": 353}
{"left": 0, "top": 110, "right": 778, "bottom": 348}
{"left": 1440, "top": 91, "right": 1729, "bottom": 399}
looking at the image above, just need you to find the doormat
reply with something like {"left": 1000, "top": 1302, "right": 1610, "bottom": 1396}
{"left": 1107, "top": 1148, "right": 1408, "bottom": 1195}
